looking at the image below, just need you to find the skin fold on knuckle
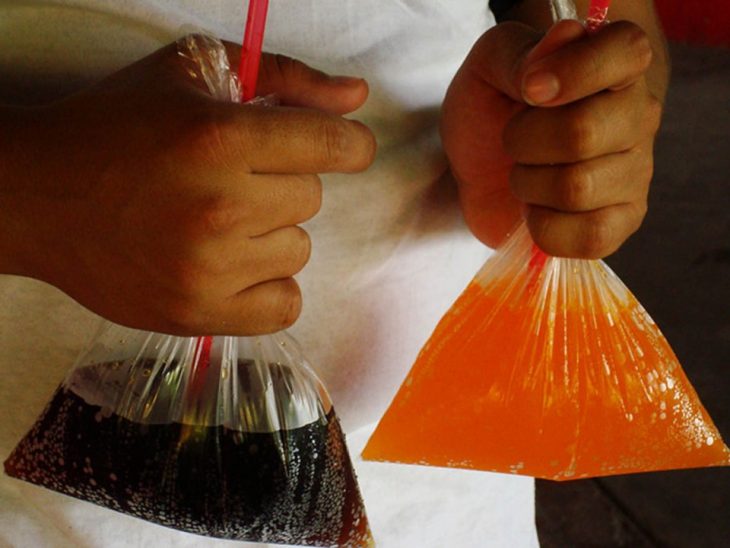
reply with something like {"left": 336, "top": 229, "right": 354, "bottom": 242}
{"left": 288, "top": 226, "right": 312, "bottom": 275}
{"left": 296, "top": 174, "right": 323, "bottom": 218}
{"left": 629, "top": 200, "right": 649, "bottom": 233}
{"left": 564, "top": 106, "right": 600, "bottom": 161}
{"left": 626, "top": 146, "right": 655, "bottom": 201}
{"left": 558, "top": 164, "right": 595, "bottom": 212}
{"left": 264, "top": 226, "right": 312, "bottom": 278}
{"left": 342, "top": 120, "right": 377, "bottom": 172}
{"left": 317, "top": 116, "right": 350, "bottom": 169}
{"left": 195, "top": 193, "right": 242, "bottom": 236}
{"left": 271, "top": 279, "right": 302, "bottom": 330}
{"left": 595, "top": 24, "right": 653, "bottom": 90}
{"left": 623, "top": 23, "right": 654, "bottom": 76}
{"left": 265, "top": 54, "right": 307, "bottom": 88}
{"left": 317, "top": 117, "right": 376, "bottom": 173}
{"left": 279, "top": 174, "right": 323, "bottom": 223}
{"left": 177, "top": 106, "right": 240, "bottom": 169}
{"left": 526, "top": 209, "right": 560, "bottom": 256}
{"left": 645, "top": 94, "right": 664, "bottom": 137}
{"left": 577, "top": 212, "right": 618, "bottom": 259}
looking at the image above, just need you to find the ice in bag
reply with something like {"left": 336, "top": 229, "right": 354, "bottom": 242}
{"left": 363, "top": 222, "right": 730, "bottom": 479}
{"left": 4, "top": 35, "right": 373, "bottom": 547}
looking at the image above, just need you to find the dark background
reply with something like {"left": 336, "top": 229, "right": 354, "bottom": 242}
{"left": 535, "top": 42, "right": 730, "bottom": 547}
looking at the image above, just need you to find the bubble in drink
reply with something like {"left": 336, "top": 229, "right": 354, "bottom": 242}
{"left": 5, "top": 362, "right": 373, "bottom": 547}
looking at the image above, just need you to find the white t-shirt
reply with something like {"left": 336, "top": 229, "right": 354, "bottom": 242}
{"left": 0, "top": 1, "right": 538, "bottom": 546}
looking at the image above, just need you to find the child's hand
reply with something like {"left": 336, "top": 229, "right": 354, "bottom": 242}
{"left": 441, "top": 20, "right": 662, "bottom": 258}
{"left": 1, "top": 41, "right": 375, "bottom": 335}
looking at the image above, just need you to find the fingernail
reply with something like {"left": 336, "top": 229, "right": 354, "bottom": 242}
{"left": 523, "top": 71, "right": 560, "bottom": 105}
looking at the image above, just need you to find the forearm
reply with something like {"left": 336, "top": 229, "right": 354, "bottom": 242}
{"left": 499, "top": 0, "right": 670, "bottom": 103}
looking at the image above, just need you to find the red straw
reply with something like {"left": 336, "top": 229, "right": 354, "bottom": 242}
{"left": 238, "top": 0, "right": 270, "bottom": 101}
{"left": 188, "top": 3, "right": 271, "bottom": 385}
{"left": 191, "top": 336, "right": 213, "bottom": 395}
{"left": 586, "top": 0, "right": 611, "bottom": 33}
{"left": 192, "top": 2, "right": 271, "bottom": 375}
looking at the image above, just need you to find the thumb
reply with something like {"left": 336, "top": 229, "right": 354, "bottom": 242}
{"left": 521, "top": 20, "right": 586, "bottom": 105}
{"left": 255, "top": 53, "right": 369, "bottom": 115}
{"left": 467, "top": 21, "right": 585, "bottom": 105}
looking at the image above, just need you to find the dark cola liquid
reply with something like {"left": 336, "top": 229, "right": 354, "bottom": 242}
{"left": 4, "top": 364, "right": 373, "bottom": 547}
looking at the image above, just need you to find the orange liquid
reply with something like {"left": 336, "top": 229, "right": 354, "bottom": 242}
{"left": 363, "top": 275, "right": 730, "bottom": 480}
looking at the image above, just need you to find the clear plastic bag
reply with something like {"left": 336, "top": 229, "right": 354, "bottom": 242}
{"left": 363, "top": 223, "right": 730, "bottom": 479}
{"left": 4, "top": 35, "right": 372, "bottom": 547}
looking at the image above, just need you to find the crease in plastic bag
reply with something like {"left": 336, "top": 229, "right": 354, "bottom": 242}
{"left": 363, "top": 221, "right": 730, "bottom": 479}
{"left": 4, "top": 34, "right": 373, "bottom": 547}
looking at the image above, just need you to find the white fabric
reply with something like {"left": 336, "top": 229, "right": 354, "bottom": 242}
{"left": 0, "top": 1, "right": 538, "bottom": 547}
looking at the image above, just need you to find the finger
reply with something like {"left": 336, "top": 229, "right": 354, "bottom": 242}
{"left": 459, "top": 21, "right": 543, "bottom": 103}
{"left": 173, "top": 278, "right": 303, "bottom": 336}
{"left": 216, "top": 103, "right": 377, "bottom": 174}
{"left": 510, "top": 146, "right": 653, "bottom": 212}
{"left": 204, "top": 225, "right": 312, "bottom": 295}
{"left": 218, "top": 41, "right": 369, "bottom": 115}
{"left": 526, "top": 201, "right": 647, "bottom": 259}
{"left": 192, "top": 173, "right": 322, "bottom": 238}
{"left": 257, "top": 53, "right": 369, "bottom": 115}
{"left": 522, "top": 21, "right": 653, "bottom": 106}
{"left": 243, "top": 225, "right": 312, "bottom": 285}
{"left": 222, "top": 277, "right": 303, "bottom": 335}
{"left": 244, "top": 173, "right": 322, "bottom": 232}
{"left": 504, "top": 83, "right": 662, "bottom": 164}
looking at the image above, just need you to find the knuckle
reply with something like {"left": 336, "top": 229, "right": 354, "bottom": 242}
{"left": 559, "top": 165, "right": 594, "bottom": 211}
{"left": 300, "top": 174, "right": 323, "bottom": 216}
{"left": 180, "top": 108, "right": 230, "bottom": 156}
{"left": 645, "top": 95, "right": 663, "bottom": 136}
{"left": 272, "top": 54, "right": 307, "bottom": 81}
{"left": 274, "top": 279, "right": 302, "bottom": 329}
{"left": 319, "top": 118, "right": 349, "bottom": 167}
{"left": 634, "top": 150, "right": 655, "bottom": 191}
{"left": 631, "top": 200, "right": 648, "bottom": 233}
{"left": 177, "top": 107, "right": 251, "bottom": 173}
{"left": 578, "top": 214, "right": 616, "bottom": 259}
{"left": 289, "top": 226, "right": 312, "bottom": 272}
{"left": 196, "top": 194, "right": 240, "bottom": 235}
{"left": 526, "top": 210, "right": 555, "bottom": 255}
{"left": 565, "top": 109, "right": 599, "bottom": 159}
{"left": 353, "top": 122, "right": 378, "bottom": 171}
{"left": 628, "top": 26, "right": 653, "bottom": 71}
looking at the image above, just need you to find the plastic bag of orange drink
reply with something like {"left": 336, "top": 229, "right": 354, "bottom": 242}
{"left": 362, "top": 222, "right": 730, "bottom": 480}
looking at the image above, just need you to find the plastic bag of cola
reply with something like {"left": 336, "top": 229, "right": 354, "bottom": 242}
{"left": 5, "top": 35, "right": 372, "bottom": 548}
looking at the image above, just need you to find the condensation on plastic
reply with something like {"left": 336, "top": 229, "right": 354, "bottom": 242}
{"left": 362, "top": 223, "right": 730, "bottom": 479}
{"left": 4, "top": 34, "right": 373, "bottom": 548}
